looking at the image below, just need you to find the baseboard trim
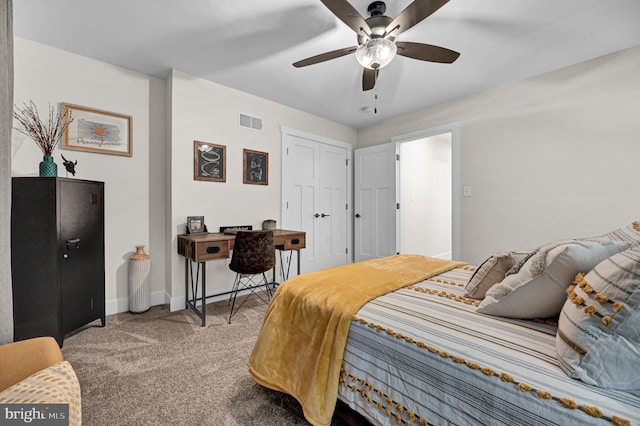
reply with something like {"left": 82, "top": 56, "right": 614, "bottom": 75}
{"left": 432, "top": 251, "right": 453, "bottom": 260}
{"left": 105, "top": 291, "right": 168, "bottom": 315}
{"left": 168, "top": 285, "right": 271, "bottom": 312}
{"left": 106, "top": 286, "right": 270, "bottom": 316}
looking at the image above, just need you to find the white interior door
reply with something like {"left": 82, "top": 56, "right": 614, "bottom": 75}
{"left": 354, "top": 144, "right": 396, "bottom": 262}
{"left": 318, "top": 144, "right": 348, "bottom": 269}
{"left": 283, "top": 136, "right": 319, "bottom": 274}
{"left": 282, "top": 128, "right": 350, "bottom": 274}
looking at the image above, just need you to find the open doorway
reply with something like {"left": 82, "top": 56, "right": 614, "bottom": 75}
{"left": 397, "top": 131, "right": 453, "bottom": 259}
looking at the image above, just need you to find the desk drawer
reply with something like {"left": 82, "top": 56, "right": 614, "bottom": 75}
{"left": 194, "top": 241, "right": 229, "bottom": 261}
{"left": 179, "top": 237, "right": 230, "bottom": 262}
{"left": 283, "top": 234, "right": 305, "bottom": 250}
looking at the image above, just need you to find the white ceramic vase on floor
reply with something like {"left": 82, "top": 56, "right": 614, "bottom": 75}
{"left": 129, "top": 245, "right": 151, "bottom": 313}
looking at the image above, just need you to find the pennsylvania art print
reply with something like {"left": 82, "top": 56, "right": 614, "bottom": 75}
{"left": 62, "top": 103, "right": 133, "bottom": 156}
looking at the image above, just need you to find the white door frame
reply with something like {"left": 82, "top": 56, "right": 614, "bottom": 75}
{"left": 281, "top": 126, "right": 353, "bottom": 269}
{"left": 392, "top": 122, "right": 461, "bottom": 261}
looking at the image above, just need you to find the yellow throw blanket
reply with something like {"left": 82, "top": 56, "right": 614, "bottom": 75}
{"left": 248, "top": 254, "right": 467, "bottom": 426}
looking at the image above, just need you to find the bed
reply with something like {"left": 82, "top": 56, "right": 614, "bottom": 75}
{"left": 249, "top": 222, "right": 640, "bottom": 426}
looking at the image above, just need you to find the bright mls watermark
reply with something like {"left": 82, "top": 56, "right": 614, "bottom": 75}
{"left": 0, "top": 404, "right": 68, "bottom": 425}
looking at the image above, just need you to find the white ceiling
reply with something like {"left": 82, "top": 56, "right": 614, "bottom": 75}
{"left": 13, "top": 0, "right": 640, "bottom": 129}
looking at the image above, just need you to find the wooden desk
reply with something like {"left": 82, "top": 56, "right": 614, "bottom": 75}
{"left": 177, "top": 229, "right": 306, "bottom": 326}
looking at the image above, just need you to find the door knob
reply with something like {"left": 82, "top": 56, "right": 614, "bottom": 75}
{"left": 314, "top": 213, "right": 320, "bottom": 218}
{"left": 355, "top": 213, "right": 361, "bottom": 218}
{"left": 321, "top": 213, "right": 330, "bottom": 218}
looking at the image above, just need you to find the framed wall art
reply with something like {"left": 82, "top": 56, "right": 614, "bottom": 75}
{"left": 194, "top": 141, "right": 226, "bottom": 182}
{"left": 243, "top": 149, "right": 268, "bottom": 185}
{"left": 61, "top": 103, "right": 133, "bottom": 156}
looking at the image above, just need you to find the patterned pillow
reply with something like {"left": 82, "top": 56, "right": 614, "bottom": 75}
{"left": 589, "top": 221, "right": 640, "bottom": 243}
{"left": 464, "top": 251, "right": 531, "bottom": 299}
{"left": 0, "top": 360, "right": 81, "bottom": 426}
{"left": 476, "top": 240, "right": 630, "bottom": 318}
{"left": 556, "top": 245, "right": 640, "bottom": 390}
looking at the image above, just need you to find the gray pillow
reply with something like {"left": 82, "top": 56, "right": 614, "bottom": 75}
{"left": 476, "top": 240, "right": 631, "bottom": 319}
{"left": 464, "top": 251, "right": 531, "bottom": 299}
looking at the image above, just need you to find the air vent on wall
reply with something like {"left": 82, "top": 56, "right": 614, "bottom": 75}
{"left": 238, "top": 113, "right": 263, "bottom": 131}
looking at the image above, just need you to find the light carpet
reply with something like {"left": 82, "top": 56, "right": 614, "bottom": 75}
{"left": 61, "top": 294, "right": 358, "bottom": 425}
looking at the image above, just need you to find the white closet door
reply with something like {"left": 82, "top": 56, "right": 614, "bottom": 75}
{"left": 354, "top": 143, "right": 396, "bottom": 262}
{"left": 282, "top": 128, "right": 350, "bottom": 274}
{"left": 318, "top": 143, "right": 348, "bottom": 270}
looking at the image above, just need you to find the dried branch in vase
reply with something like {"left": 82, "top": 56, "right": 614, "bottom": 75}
{"left": 13, "top": 101, "right": 73, "bottom": 156}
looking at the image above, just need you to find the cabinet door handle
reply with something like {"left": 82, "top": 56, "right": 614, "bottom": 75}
{"left": 355, "top": 213, "right": 361, "bottom": 218}
{"left": 66, "top": 238, "right": 81, "bottom": 249}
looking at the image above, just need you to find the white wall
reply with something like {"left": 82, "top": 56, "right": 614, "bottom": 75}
{"left": 12, "top": 39, "right": 357, "bottom": 315}
{"left": 12, "top": 38, "right": 166, "bottom": 314}
{"left": 358, "top": 45, "right": 640, "bottom": 265}
{"left": 167, "top": 70, "right": 357, "bottom": 310}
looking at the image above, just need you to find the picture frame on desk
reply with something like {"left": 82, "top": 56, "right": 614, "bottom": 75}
{"left": 186, "top": 216, "right": 206, "bottom": 234}
{"left": 243, "top": 149, "right": 268, "bottom": 185}
{"left": 194, "top": 141, "right": 226, "bottom": 182}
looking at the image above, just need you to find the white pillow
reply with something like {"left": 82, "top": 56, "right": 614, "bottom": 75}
{"left": 476, "top": 240, "right": 630, "bottom": 319}
{"left": 464, "top": 251, "right": 531, "bottom": 299}
{"left": 556, "top": 246, "right": 640, "bottom": 390}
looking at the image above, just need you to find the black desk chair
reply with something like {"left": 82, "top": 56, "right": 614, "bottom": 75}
{"left": 228, "top": 230, "right": 275, "bottom": 323}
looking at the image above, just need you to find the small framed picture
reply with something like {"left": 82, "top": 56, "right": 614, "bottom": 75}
{"left": 194, "top": 141, "right": 226, "bottom": 182}
{"left": 243, "top": 149, "right": 268, "bottom": 185}
{"left": 61, "top": 103, "right": 133, "bottom": 156}
{"left": 187, "top": 216, "right": 206, "bottom": 234}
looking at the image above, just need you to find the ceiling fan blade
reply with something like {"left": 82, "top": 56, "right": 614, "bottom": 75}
{"left": 396, "top": 41, "right": 460, "bottom": 63}
{"left": 293, "top": 46, "right": 357, "bottom": 68}
{"left": 362, "top": 68, "right": 379, "bottom": 91}
{"left": 320, "top": 0, "right": 371, "bottom": 36}
{"left": 385, "top": 0, "right": 449, "bottom": 38}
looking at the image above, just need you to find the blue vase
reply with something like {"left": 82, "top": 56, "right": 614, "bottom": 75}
{"left": 39, "top": 155, "right": 58, "bottom": 177}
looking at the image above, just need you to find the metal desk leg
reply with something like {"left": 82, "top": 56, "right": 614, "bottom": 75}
{"left": 273, "top": 249, "right": 302, "bottom": 287}
{"left": 184, "top": 258, "right": 188, "bottom": 309}
{"left": 185, "top": 259, "right": 207, "bottom": 327}
{"left": 272, "top": 265, "right": 276, "bottom": 291}
{"left": 201, "top": 262, "right": 206, "bottom": 326}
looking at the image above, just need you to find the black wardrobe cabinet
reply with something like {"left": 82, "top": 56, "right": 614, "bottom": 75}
{"left": 11, "top": 177, "right": 105, "bottom": 347}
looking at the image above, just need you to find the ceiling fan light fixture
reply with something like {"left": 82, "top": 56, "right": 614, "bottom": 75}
{"left": 356, "top": 38, "right": 397, "bottom": 70}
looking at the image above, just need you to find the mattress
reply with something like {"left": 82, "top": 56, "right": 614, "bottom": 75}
{"left": 338, "top": 266, "right": 640, "bottom": 426}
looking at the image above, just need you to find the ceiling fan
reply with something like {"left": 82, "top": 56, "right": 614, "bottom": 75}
{"left": 293, "top": 0, "right": 460, "bottom": 91}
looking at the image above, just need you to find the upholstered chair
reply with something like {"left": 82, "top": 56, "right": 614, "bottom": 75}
{"left": 228, "top": 230, "right": 276, "bottom": 323}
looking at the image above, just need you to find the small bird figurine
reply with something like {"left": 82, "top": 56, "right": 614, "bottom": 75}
{"left": 61, "top": 154, "right": 77, "bottom": 176}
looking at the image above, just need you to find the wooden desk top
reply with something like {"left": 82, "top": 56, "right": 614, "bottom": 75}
{"left": 177, "top": 229, "right": 305, "bottom": 262}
